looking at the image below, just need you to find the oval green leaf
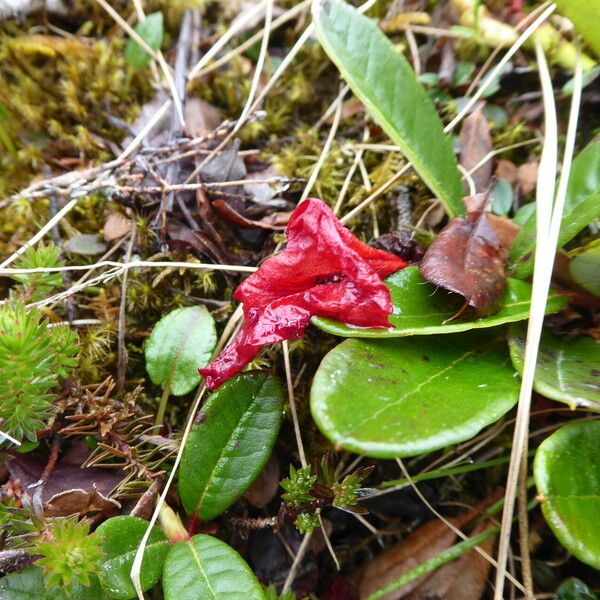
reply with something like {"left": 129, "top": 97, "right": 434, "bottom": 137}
{"left": 534, "top": 420, "right": 600, "bottom": 570}
{"left": 145, "top": 306, "right": 216, "bottom": 396}
{"left": 510, "top": 141, "right": 600, "bottom": 279}
{"left": 310, "top": 331, "right": 519, "bottom": 457}
{"left": 312, "top": 267, "right": 566, "bottom": 338}
{"left": 162, "top": 534, "right": 265, "bottom": 600}
{"left": 96, "top": 515, "right": 170, "bottom": 600}
{"left": 124, "top": 12, "right": 164, "bottom": 70}
{"left": 312, "top": 0, "right": 464, "bottom": 217}
{"left": 509, "top": 326, "right": 600, "bottom": 411}
{"left": 554, "top": 578, "right": 598, "bottom": 600}
{"left": 179, "top": 373, "right": 284, "bottom": 520}
{"left": 569, "top": 239, "right": 600, "bottom": 296}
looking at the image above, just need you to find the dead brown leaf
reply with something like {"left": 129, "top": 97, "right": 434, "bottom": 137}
{"left": 103, "top": 212, "right": 131, "bottom": 242}
{"left": 44, "top": 485, "right": 120, "bottom": 517}
{"left": 405, "top": 521, "right": 495, "bottom": 600}
{"left": 358, "top": 496, "right": 500, "bottom": 600}
{"left": 460, "top": 107, "right": 493, "bottom": 193}
{"left": 184, "top": 98, "right": 222, "bottom": 138}
{"left": 6, "top": 440, "right": 125, "bottom": 517}
{"left": 419, "top": 191, "right": 521, "bottom": 314}
{"left": 495, "top": 159, "right": 517, "bottom": 186}
{"left": 517, "top": 159, "right": 539, "bottom": 196}
{"left": 358, "top": 519, "right": 458, "bottom": 599}
{"left": 212, "top": 199, "right": 290, "bottom": 230}
{"left": 244, "top": 454, "right": 280, "bottom": 509}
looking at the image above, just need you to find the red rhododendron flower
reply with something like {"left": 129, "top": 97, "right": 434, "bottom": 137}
{"left": 200, "top": 198, "right": 406, "bottom": 390}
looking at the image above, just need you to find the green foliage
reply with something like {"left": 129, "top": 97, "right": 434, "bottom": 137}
{"left": 535, "top": 420, "right": 600, "bottom": 570}
{"left": 96, "top": 515, "right": 169, "bottom": 600}
{"left": 264, "top": 586, "right": 295, "bottom": 600}
{"left": 33, "top": 517, "right": 103, "bottom": 593}
{"left": 145, "top": 306, "right": 217, "bottom": 396}
{"left": 0, "top": 566, "right": 110, "bottom": 600}
{"left": 313, "top": 0, "right": 464, "bottom": 216}
{"left": 311, "top": 331, "right": 519, "bottom": 457}
{"left": 509, "top": 326, "right": 600, "bottom": 411}
{"left": 9, "top": 243, "right": 64, "bottom": 302}
{"left": 332, "top": 472, "right": 362, "bottom": 508}
{"left": 124, "top": 12, "right": 164, "bottom": 70}
{"left": 162, "top": 534, "right": 266, "bottom": 600}
{"left": 553, "top": 0, "right": 600, "bottom": 57}
{"left": 569, "top": 239, "right": 600, "bottom": 296}
{"left": 179, "top": 374, "right": 284, "bottom": 519}
{"left": 294, "top": 512, "right": 320, "bottom": 535}
{"left": 510, "top": 141, "right": 600, "bottom": 279}
{"left": 313, "top": 267, "right": 566, "bottom": 338}
{"left": 0, "top": 301, "right": 79, "bottom": 441}
{"left": 281, "top": 465, "right": 316, "bottom": 507}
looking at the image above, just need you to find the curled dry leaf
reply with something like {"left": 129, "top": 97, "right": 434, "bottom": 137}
{"left": 212, "top": 199, "right": 290, "bottom": 230}
{"left": 419, "top": 191, "right": 521, "bottom": 315}
{"left": 495, "top": 159, "right": 517, "bottom": 186}
{"left": 44, "top": 485, "right": 120, "bottom": 517}
{"left": 459, "top": 107, "right": 493, "bottom": 193}
{"left": 6, "top": 440, "right": 125, "bottom": 516}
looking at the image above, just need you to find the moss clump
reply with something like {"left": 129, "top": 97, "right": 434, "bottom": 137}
{"left": 0, "top": 30, "right": 149, "bottom": 195}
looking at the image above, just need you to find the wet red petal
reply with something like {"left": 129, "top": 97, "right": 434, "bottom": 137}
{"left": 200, "top": 198, "right": 406, "bottom": 390}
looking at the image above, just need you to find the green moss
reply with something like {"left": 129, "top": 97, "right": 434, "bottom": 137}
{"left": 0, "top": 30, "right": 150, "bottom": 196}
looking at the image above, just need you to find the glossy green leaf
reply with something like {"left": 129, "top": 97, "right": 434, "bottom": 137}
{"left": 179, "top": 373, "right": 284, "bottom": 520}
{"left": 509, "top": 326, "right": 600, "bottom": 411}
{"left": 313, "top": 0, "right": 464, "bottom": 217}
{"left": 569, "top": 239, "right": 600, "bottom": 296}
{"left": 534, "top": 420, "right": 600, "bottom": 570}
{"left": 124, "top": 12, "right": 164, "bottom": 70}
{"left": 312, "top": 267, "right": 566, "bottom": 338}
{"left": 0, "top": 567, "right": 109, "bottom": 600}
{"left": 310, "top": 331, "right": 519, "bottom": 457}
{"left": 554, "top": 0, "right": 600, "bottom": 57}
{"left": 510, "top": 141, "right": 600, "bottom": 279}
{"left": 96, "top": 516, "right": 170, "bottom": 600}
{"left": 554, "top": 578, "right": 598, "bottom": 600}
{"left": 162, "top": 534, "right": 265, "bottom": 600}
{"left": 145, "top": 306, "right": 216, "bottom": 396}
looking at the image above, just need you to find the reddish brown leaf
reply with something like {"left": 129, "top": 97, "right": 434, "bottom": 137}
{"left": 358, "top": 499, "right": 499, "bottom": 600}
{"left": 244, "top": 454, "right": 280, "bottom": 509}
{"left": 6, "top": 440, "right": 125, "bottom": 515}
{"left": 358, "top": 519, "right": 458, "bottom": 599}
{"left": 419, "top": 191, "right": 521, "bottom": 315}
{"left": 212, "top": 199, "right": 290, "bottom": 230}
{"left": 405, "top": 521, "right": 495, "bottom": 600}
{"left": 495, "top": 159, "right": 517, "bottom": 186}
{"left": 460, "top": 107, "right": 493, "bottom": 193}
